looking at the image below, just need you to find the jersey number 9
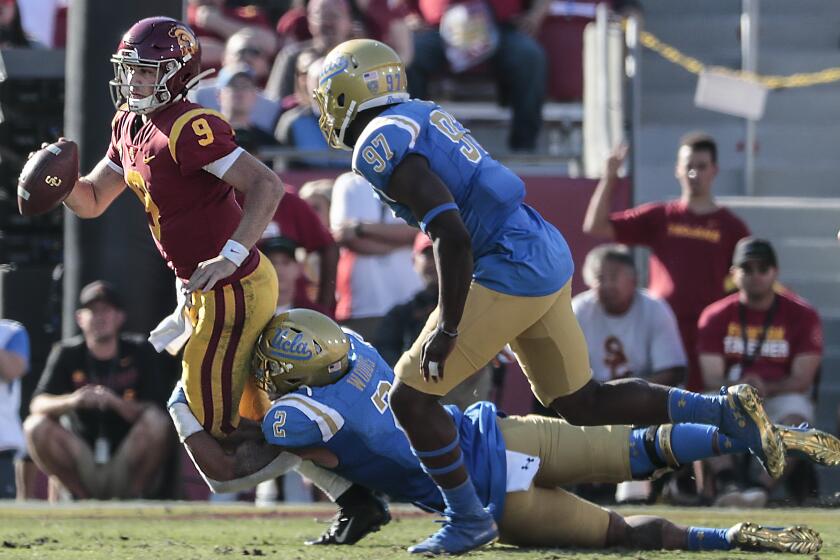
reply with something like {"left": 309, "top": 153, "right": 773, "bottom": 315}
{"left": 430, "top": 110, "right": 482, "bottom": 164}
{"left": 361, "top": 133, "right": 394, "bottom": 173}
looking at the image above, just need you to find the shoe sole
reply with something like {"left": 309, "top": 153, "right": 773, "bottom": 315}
{"left": 731, "top": 522, "right": 822, "bottom": 554}
{"left": 779, "top": 426, "right": 840, "bottom": 467}
{"left": 730, "top": 385, "right": 785, "bottom": 479}
{"left": 306, "top": 510, "right": 392, "bottom": 545}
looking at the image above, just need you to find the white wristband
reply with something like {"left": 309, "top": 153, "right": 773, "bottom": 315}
{"left": 168, "top": 402, "right": 204, "bottom": 443}
{"left": 220, "top": 239, "right": 249, "bottom": 267}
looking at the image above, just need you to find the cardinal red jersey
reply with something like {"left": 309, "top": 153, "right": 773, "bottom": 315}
{"left": 610, "top": 201, "right": 749, "bottom": 321}
{"left": 106, "top": 100, "right": 258, "bottom": 282}
{"left": 697, "top": 291, "right": 823, "bottom": 384}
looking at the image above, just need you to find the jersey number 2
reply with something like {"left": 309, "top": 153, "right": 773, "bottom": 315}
{"left": 272, "top": 409, "right": 287, "bottom": 438}
{"left": 370, "top": 380, "right": 392, "bottom": 414}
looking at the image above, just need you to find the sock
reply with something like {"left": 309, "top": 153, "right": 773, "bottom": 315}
{"left": 668, "top": 388, "right": 724, "bottom": 426}
{"left": 413, "top": 434, "right": 486, "bottom": 519}
{"left": 629, "top": 424, "right": 751, "bottom": 478}
{"left": 440, "top": 478, "right": 488, "bottom": 519}
{"left": 687, "top": 527, "right": 733, "bottom": 551}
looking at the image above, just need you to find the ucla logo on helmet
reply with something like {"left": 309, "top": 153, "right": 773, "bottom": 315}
{"left": 269, "top": 328, "right": 314, "bottom": 361}
{"left": 320, "top": 55, "right": 349, "bottom": 84}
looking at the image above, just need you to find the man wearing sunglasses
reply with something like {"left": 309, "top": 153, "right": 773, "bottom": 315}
{"left": 697, "top": 237, "right": 823, "bottom": 504}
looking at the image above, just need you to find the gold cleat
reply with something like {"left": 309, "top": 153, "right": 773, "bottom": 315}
{"left": 727, "top": 384, "right": 786, "bottom": 479}
{"left": 779, "top": 424, "right": 840, "bottom": 467}
{"left": 730, "top": 522, "right": 822, "bottom": 554}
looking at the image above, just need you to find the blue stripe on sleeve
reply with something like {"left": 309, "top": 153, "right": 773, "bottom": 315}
{"left": 420, "top": 202, "right": 459, "bottom": 233}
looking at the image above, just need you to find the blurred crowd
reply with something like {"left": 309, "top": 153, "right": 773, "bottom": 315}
{"left": 0, "top": 0, "right": 830, "bottom": 512}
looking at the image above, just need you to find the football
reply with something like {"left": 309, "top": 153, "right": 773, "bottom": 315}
{"left": 17, "top": 138, "right": 79, "bottom": 216}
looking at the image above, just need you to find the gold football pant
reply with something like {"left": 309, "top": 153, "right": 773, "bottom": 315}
{"left": 182, "top": 252, "right": 278, "bottom": 437}
{"left": 497, "top": 414, "right": 632, "bottom": 548}
{"left": 395, "top": 279, "right": 591, "bottom": 405}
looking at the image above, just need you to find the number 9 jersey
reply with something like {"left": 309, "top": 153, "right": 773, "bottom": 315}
{"left": 106, "top": 100, "right": 258, "bottom": 283}
{"left": 351, "top": 99, "right": 574, "bottom": 298}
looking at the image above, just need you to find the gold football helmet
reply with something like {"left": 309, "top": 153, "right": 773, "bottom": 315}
{"left": 252, "top": 309, "right": 352, "bottom": 396}
{"left": 313, "top": 39, "right": 409, "bottom": 150}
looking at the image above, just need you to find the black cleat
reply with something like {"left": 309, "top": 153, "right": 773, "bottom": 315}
{"left": 306, "top": 492, "right": 391, "bottom": 545}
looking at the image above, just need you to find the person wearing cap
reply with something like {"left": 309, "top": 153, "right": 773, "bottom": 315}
{"left": 697, "top": 238, "right": 823, "bottom": 504}
{"left": 23, "top": 281, "right": 171, "bottom": 500}
{"left": 584, "top": 134, "right": 751, "bottom": 392}
{"left": 217, "top": 63, "right": 279, "bottom": 155}
{"left": 261, "top": 235, "right": 330, "bottom": 316}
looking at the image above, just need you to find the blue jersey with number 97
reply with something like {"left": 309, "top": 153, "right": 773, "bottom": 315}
{"left": 262, "top": 332, "right": 507, "bottom": 518}
{"left": 350, "top": 99, "right": 573, "bottom": 297}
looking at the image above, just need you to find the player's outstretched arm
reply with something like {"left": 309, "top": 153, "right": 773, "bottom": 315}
{"left": 63, "top": 157, "right": 127, "bottom": 219}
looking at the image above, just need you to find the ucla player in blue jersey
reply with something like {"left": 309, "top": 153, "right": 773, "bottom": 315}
{"left": 310, "top": 39, "right": 813, "bottom": 554}
{"left": 170, "top": 309, "right": 832, "bottom": 554}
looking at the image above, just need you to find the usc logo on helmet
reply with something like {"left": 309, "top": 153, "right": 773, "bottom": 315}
{"left": 169, "top": 26, "right": 198, "bottom": 58}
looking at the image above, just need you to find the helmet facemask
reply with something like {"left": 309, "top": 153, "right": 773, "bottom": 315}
{"left": 110, "top": 50, "right": 184, "bottom": 115}
{"left": 314, "top": 81, "right": 357, "bottom": 151}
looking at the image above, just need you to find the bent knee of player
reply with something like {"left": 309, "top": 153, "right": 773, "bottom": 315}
{"left": 389, "top": 380, "right": 436, "bottom": 420}
{"left": 549, "top": 380, "right": 600, "bottom": 425}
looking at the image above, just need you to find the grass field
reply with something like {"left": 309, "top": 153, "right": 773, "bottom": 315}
{"left": 1, "top": 502, "right": 839, "bottom": 559}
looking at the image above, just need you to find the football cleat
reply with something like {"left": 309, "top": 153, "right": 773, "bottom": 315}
{"left": 305, "top": 492, "right": 391, "bottom": 545}
{"left": 719, "top": 384, "right": 785, "bottom": 479}
{"left": 729, "top": 522, "right": 822, "bottom": 554}
{"left": 778, "top": 423, "right": 840, "bottom": 467}
{"left": 408, "top": 511, "right": 497, "bottom": 555}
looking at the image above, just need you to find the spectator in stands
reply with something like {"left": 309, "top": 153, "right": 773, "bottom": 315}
{"left": 574, "top": 244, "right": 686, "bottom": 386}
{"left": 698, "top": 238, "right": 823, "bottom": 505}
{"left": 330, "top": 171, "right": 421, "bottom": 341}
{"left": 0, "top": 0, "right": 37, "bottom": 47}
{"left": 0, "top": 319, "right": 28, "bottom": 499}
{"left": 265, "top": 0, "right": 353, "bottom": 102}
{"left": 216, "top": 64, "right": 279, "bottom": 155}
{"left": 298, "top": 178, "right": 334, "bottom": 229}
{"left": 275, "top": 58, "right": 345, "bottom": 168}
{"left": 405, "top": 0, "right": 548, "bottom": 151}
{"left": 23, "top": 282, "right": 171, "bottom": 500}
{"left": 583, "top": 136, "right": 750, "bottom": 392}
{"left": 187, "top": 0, "right": 276, "bottom": 70}
{"left": 262, "top": 235, "right": 330, "bottom": 316}
{"left": 268, "top": 190, "right": 338, "bottom": 314}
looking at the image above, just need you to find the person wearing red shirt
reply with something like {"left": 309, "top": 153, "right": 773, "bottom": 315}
{"left": 187, "top": 0, "right": 276, "bottom": 70}
{"left": 267, "top": 190, "right": 338, "bottom": 314}
{"left": 697, "top": 238, "right": 823, "bottom": 505}
{"left": 584, "top": 135, "right": 750, "bottom": 391}
{"left": 698, "top": 238, "right": 822, "bottom": 424}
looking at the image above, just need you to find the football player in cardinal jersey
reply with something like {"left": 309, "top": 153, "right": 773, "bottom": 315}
{"left": 59, "top": 17, "right": 386, "bottom": 544}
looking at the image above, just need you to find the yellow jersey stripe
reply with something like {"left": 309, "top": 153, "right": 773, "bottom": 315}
{"left": 280, "top": 394, "right": 344, "bottom": 441}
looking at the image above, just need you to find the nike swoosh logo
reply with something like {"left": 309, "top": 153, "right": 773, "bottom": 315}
{"left": 144, "top": 155, "right": 156, "bottom": 164}
{"left": 333, "top": 519, "right": 354, "bottom": 544}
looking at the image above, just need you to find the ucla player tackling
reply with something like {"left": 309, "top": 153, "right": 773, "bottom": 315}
{"left": 311, "top": 38, "right": 810, "bottom": 555}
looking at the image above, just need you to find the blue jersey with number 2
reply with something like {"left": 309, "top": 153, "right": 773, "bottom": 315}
{"left": 262, "top": 332, "right": 507, "bottom": 519}
{"left": 351, "top": 99, "right": 573, "bottom": 296}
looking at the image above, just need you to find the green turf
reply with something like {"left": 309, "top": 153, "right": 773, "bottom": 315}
{"left": 0, "top": 503, "right": 838, "bottom": 559}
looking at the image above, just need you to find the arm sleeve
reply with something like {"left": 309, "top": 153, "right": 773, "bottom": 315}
{"left": 649, "top": 298, "right": 688, "bottom": 371}
{"left": 33, "top": 343, "right": 73, "bottom": 397}
{"left": 262, "top": 404, "right": 324, "bottom": 447}
{"left": 351, "top": 116, "right": 418, "bottom": 194}
{"left": 609, "top": 202, "right": 664, "bottom": 246}
{"left": 792, "top": 307, "right": 823, "bottom": 356}
{"left": 329, "top": 172, "right": 380, "bottom": 227}
{"left": 170, "top": 110, "right": 239, "bottom": 175}
{"left": 106, "top": 110, "right": 125, "bottom": 172}
{"left": 696, "top": 304, "right": 727, "bottom": 355}
{"left": 285, "top": 193, "right": 335, "bottom": 252}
